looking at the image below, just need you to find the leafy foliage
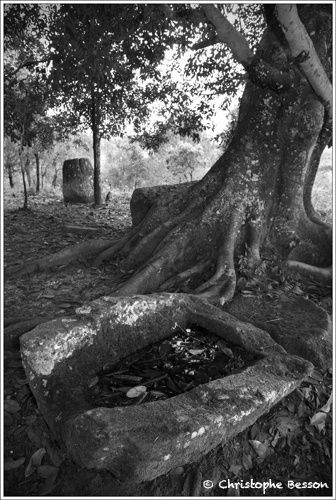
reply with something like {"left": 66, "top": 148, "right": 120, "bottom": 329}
{"left": 48, "top": 4, "right": 176, "bottom": 137}
{"left": 165, "top": 141, "right": 204, "bottom": 182}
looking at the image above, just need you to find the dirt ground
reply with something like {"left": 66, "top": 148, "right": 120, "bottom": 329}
{"left": 3, "top": 191, "right": 333, "bottom": 497}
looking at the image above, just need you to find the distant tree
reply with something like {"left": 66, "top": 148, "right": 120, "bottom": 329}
{"left": 30, "top": 117, "right": 56, "bottom": 193}
{"left": 3, "top": 137, "right": 20, "bottom": 188}
{"left": 166, "top": 141, "right": 204, "bottom": 182}
{"left": 4, "top": 4, "right": 55, "bottom": 205}
{"left": 47, "top": 134, "right": 91, "bottom": 189}
{"left": 103, "top": 139, "right": 150, "bottom": 191}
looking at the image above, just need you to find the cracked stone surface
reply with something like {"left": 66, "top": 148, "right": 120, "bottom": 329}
{"left": 20, "top": 293, "right": 313, "bottom": 482}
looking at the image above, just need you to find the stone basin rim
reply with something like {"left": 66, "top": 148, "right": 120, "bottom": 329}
{"left": 20, "top": 293, "right": 313, "bottom": 482}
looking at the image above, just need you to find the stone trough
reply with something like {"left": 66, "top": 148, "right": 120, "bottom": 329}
{"left": 20, "top": 293, "right": 313, "bottom": 483}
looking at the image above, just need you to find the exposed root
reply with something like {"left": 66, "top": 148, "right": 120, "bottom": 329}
{"left": 92, "top": 235, "right": 132, "bottom": 267}
{"left": 115, "top": 256, "right": 168, "bottom": 296}
{"left": 196, "top": 269, "right": 237, "bottom": 305}
{"left": 94, "top": 187, "right": 207, "bottom": 269}
{"left": 286, "top": 260, "right": 332, "bottom": 284}
{"left": 158, "top": 260, "right": 210, "bottom": 291}
{"left": 124, "top": 219, "right": 182, "bottom": 269}
{"left": 5, "top": 239, "right": 114, "bottom": 279}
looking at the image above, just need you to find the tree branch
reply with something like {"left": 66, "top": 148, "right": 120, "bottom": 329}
{"left": 275, "top": 4, "right": 332, "bottom": 113}
{"left": 202, "top": 4, "right": 295, "bottom": 92}
{"left": 202, "top": 4, "right": 254, "bottom": 66}
{"left": 6, "top": 57, "right": 51, "bottom": 77}
{"left": 192, "top": 36, "right": 219, "bottom": 51}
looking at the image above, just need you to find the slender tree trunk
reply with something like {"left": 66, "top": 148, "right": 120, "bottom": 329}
{"left": 41, "top": 170, "right": 45, "bottom": 189}
{"left": 51, "top": 159, "right": 58, "bottom": 188}
{"left": 18, "top": 128, "right": 28, "bottom": 209}
{"left": 7, "top": 164, "right": 14, "bottom": 188}
{"left": 25, "top": 157, "right": 32, "bottom": 188}
{"left": 35, "top": 152, "right": 40, "bottom": 193}
{"left": 91, "top": 87, "right": 102, "bottom": 206}
{"left": 52, "top": 171, "right": 58, "bottom": 188}
{"left": 21, "top": 168, "right": 28, "bottom": 209}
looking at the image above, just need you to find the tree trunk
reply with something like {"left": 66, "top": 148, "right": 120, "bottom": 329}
{"left": 94, "top": 4, "right": 332, "bottom": 303}
{"left": 91, "top": 88, "right": 102, "bottom": 206}
{"left": 7, "top": 164, "right": 14, "bottom": 188}
{"left": 19, "top": 128, "right": 28, "bottom": 209}
{"left": 25, "top": 157, "right": 32, "bottom": 188}
{"left": 20, "top": 155, "right": 28, "bottom": 209}
{"left": 35, "top": 152, "right": 40, "bottom": 193}
{"left": 51, "top": 160, "right": 59, "bottom": 188}
{"left": 41, "top": 167, "right": 47, "bottom": 189}
{"left": 52, "top": 171, "right": 58, "bottom": 188}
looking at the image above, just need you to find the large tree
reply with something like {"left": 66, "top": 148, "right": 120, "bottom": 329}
{"left": 90, "top": 3, "right": 332, "bottom": 303}
{"left": 7, "top": 3, "right": 332, "bottom": 302}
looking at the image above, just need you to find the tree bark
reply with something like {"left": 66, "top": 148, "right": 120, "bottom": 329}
{"left": 7, "top": 164, "right": 14, "bottom": 188}
{"left": 52, "top": 171, "right": 58, "bottom": 188}
{"left": 275, "top": 4, "right": 332, "bottom": 114}
{"left": 20, "top": 161, "right": 28, "bottom": 209}
{"left": 19, "top": 129, "right": 28, "bottom": 209}
{"left": 30, "top": 5, "right": 330, "bottom": 302}
{"left": 91, "top": 87, "right": 103, "bottom": 206}
{"left": 41, "top": 167, "right": 47, "bottom": 188}
{"left": 35, "top": 152, "right": 40, "bottom": 193}
{"left": 92, "top": 4, "right": 332, "bottom": 303}
{"left": 25, "top": 157, "right": 32, "bottom": 188}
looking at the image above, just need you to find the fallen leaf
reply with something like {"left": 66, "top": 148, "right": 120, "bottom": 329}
{"left": 219, "top": 346, "right": 234, "bottom": 358}
{"left": 320, "top": 393, "right": 333, "bottom": 413}
{"left": 26, "top": 428, "right": 43, "bottom": 447}
{"left": 88, "top": 376, "right": 99, "bottom": 388}
{"left": 229, "top": 464, "right": 243, "bottom": 476}
{"left": 56, "top": 302, "right": 73, "bottom": 309}
{"left": 242, "top": 453, "right": 253, "bottom": 470}
{"left": 25, "top": 448, "right": 46, "bottom": 477}
{"left": 4, "top": 399, "right": 21, "bottom": 414}
{"left": 189, "top": 349, "right": 204, "bottom": 355}
{"left": 310, "top": 393, "right": 332, "bottom": 432}
{"left": 126, "top": 386, "right": 147, "bottom": 398}
{"left": 37, "top": 465, "right": 59, "bottom": 479}
{"left": 249, "top": 439, "right": 269, "bottom": 458}
{"left": 310, "top": 411, "right": 327, "bottom": 432}
{"left": 41, "top": 292, "right": 55, "bottom": 299}
{"left": 150, "top": 390, "right": 166, "bottom": 398}
{"left": 310, "top": 368, "right": 324, "bottom": 381}
{"left": 271, "top": 431, "right": 280, "bottom": 448}
{"left": 249, "top": 423, "right": 260, "bottom": 440}
{"left": 4, "top": 457, "right": 25, "bottom": 471}
{"left": 275, "top": 414, "right": 300, "bottom": 438}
